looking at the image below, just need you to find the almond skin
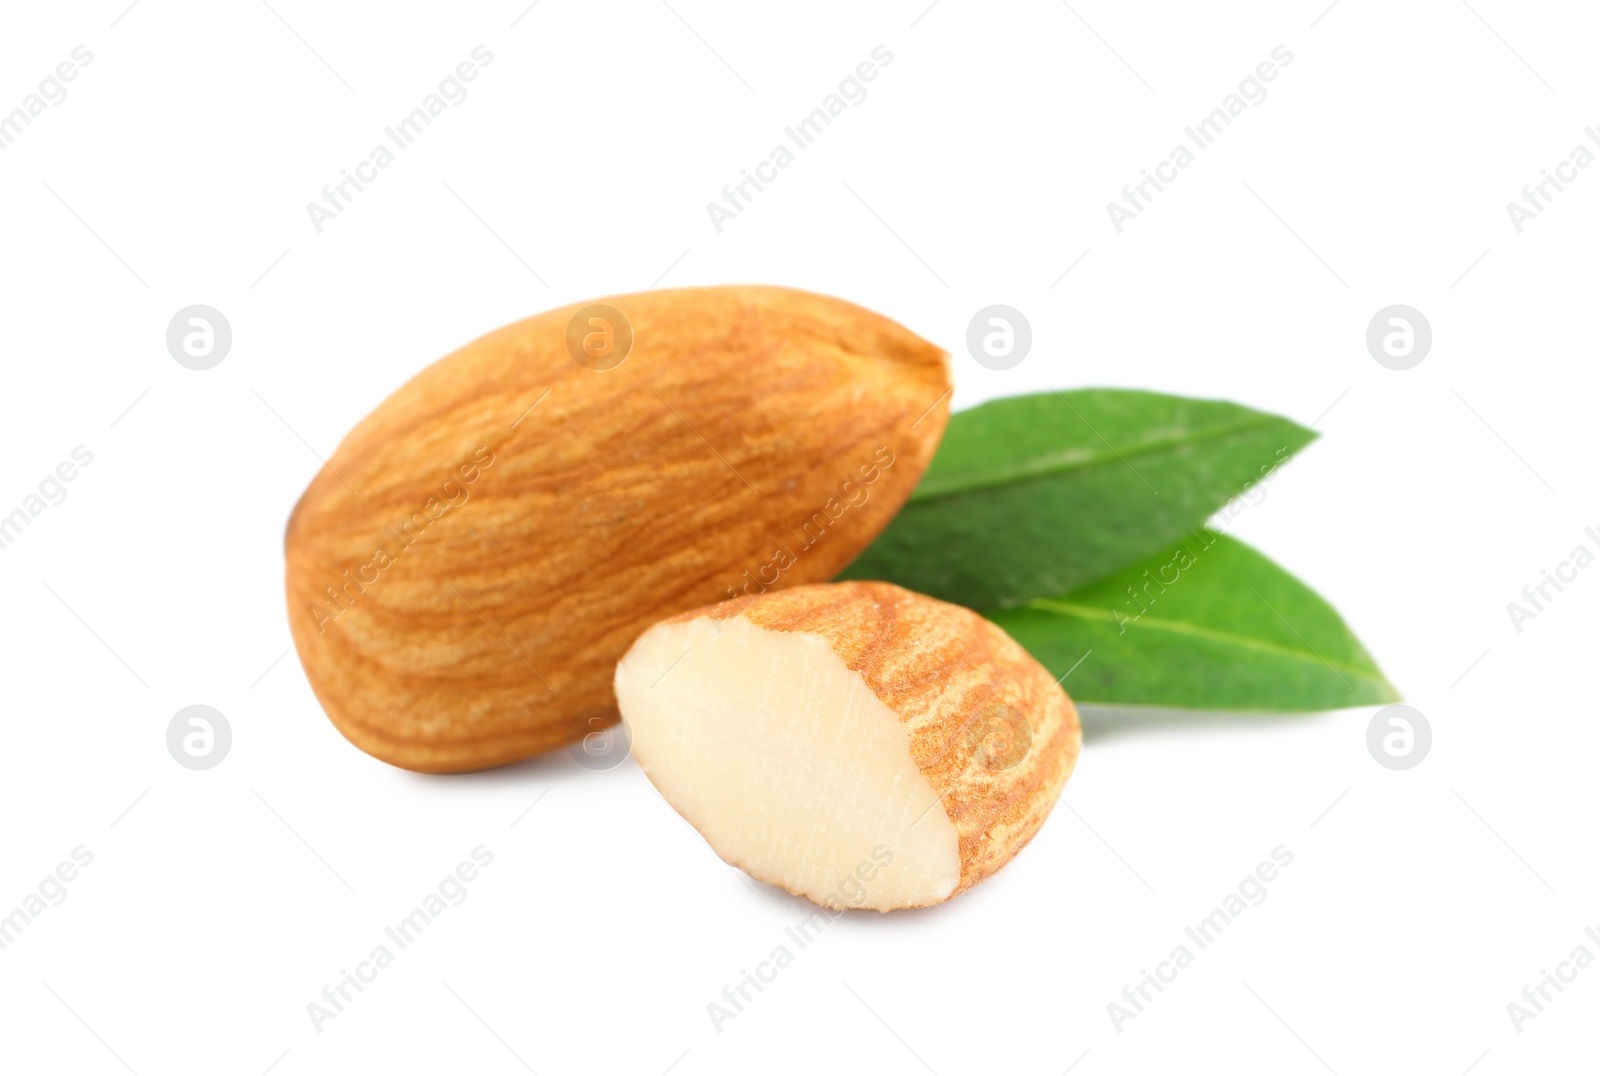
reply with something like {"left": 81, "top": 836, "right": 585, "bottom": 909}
{"left": 284, "top": 287, "right": 950, "bottom": 773}
{"left": 616, "top": 581, "right": 1082, "bottom": 908}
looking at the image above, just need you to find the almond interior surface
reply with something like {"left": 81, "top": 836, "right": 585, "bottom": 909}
{"left": 615, "top": 582, "right": 1081, "bottom": 911}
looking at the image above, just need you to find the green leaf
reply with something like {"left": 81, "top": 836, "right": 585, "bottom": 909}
{"left": 987, "top": 531, "right": 1399, "bottom": 712}
{"left": 840, "top": 390, "right": 1317, "bottom": 609}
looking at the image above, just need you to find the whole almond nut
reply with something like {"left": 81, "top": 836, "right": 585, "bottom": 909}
{"left": 285, "top": 286, "right": 950, "bottom": 773}
{"left": 614, "top": 581, "right": 1082, "bottom": 910}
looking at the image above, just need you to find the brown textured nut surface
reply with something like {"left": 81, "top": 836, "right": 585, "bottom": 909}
{"left": 285, "top": 286, "right": 950, "bottom": 773}
{"left": 642, "top": 581, "right": 1082, "bottom": 903}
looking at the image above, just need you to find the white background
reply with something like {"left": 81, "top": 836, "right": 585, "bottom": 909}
{"left": 1, "top": 1, "right": 1595, "bottom": 1073}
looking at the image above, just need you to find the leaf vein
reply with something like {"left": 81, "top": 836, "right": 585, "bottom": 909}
{"left": 912, "top": 414, "right": 1306, "bottom": 503}
{"left": 1020, "top": 599, "right": 1385, "bottom": 685}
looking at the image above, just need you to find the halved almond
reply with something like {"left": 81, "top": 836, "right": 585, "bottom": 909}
{"left": 615, "top": 581, "right": 1081, "bottom": 910}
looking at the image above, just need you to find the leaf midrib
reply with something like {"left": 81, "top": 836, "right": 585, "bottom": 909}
{"left": 1021, "top": 599, "right": 1386, "bottom": 687}
{"left": 911, "top": 414, "right": 1300, "bottom": 503}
